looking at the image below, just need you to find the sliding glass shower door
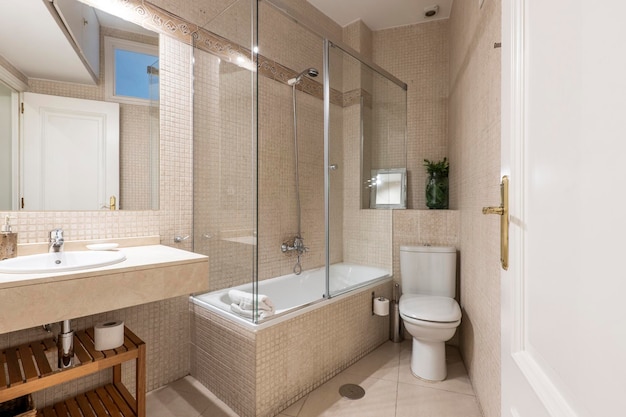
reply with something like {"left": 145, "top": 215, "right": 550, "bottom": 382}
{"left": 326, "top": 41, "right": 407, "bottom": 298}
{"left": 192, "top": 0, "right": 258, "bottom": 316}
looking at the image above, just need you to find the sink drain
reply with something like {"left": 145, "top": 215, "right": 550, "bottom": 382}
{"left": 339, "top": 384, "right": 365, "bottom": 400}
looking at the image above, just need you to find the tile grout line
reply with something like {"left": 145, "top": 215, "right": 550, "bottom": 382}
{"left": 294, "top": 394, "right": 310, "bottom": 417}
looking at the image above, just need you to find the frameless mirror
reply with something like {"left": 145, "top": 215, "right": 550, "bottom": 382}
{"left": 369, "top": 168, "right": 407, "bottom": 209}
{"left": 0, "top": 0, "right": 159, "bottom": 211}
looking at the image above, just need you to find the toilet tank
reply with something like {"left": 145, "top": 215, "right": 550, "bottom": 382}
{"left": 400, "top": 246, "right": 457, "bottom": 297}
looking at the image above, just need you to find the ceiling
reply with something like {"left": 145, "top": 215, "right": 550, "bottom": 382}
{"left": 306, "top": 0, "right": 454, "bottom": 31}
{"left": 0, "top": 0, "right": 155, "bottom": 86}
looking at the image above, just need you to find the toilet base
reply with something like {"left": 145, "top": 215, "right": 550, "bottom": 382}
{"left": 410, "top": 337, "right": 447, "bottom": 381}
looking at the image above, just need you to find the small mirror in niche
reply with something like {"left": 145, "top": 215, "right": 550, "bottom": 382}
{"left": 369, "top": 168, "right": 407, "bottom": 209}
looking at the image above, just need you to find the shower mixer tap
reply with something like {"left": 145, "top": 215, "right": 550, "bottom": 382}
{"left": 281, "top": 236, "right": 308, "bottom": 255}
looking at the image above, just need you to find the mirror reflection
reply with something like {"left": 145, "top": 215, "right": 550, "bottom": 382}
{"left": 369, "top": 168, "right": 407, "bottom": 209}
{"left": 0, "top": 0, "right": 159, "bottom": 211}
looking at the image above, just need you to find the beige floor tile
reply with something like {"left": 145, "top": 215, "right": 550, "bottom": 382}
{"left": 147, "top": 384, "right": 209, "bottom": 417}
{"left": 167, "top": 375, "right": 214, "bottom": 395}
{"left": 199, "top": 401, "right": 242, "bottom": 417}
{"left": 396, "top": 383, "right": 482, "bottom": 417}
{"left": 297, "top": 372, "right": 398, "bottom": 417}
{"left": 343, "top": 341, "right": 402, "bottom": 382}
{"left": 398, "top": 343, "right": 475, "bottom": 396}
{"left": 148, "top": 376, "right": 239, "bottom": 417}
{"left": 152, "top": 341, "right": 481, "bottom": 417}
{"left": 280, "top": 395, "right": 308, "bottom": 416}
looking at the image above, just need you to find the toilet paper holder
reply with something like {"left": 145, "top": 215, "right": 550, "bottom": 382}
{"left": 372, "top": 293, "right": 390, "bottom": 316}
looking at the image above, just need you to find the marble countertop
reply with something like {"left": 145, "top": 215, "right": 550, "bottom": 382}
{"left": 0, "top": 238, "right": 209, "bottom": 334}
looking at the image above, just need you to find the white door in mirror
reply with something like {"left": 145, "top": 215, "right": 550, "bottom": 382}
{"left": 21, "top": 92, "right": 119, "bottom": 210}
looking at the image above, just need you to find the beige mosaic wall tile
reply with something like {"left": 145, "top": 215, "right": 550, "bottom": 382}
{"left": 193, "top": 43, "right": 256, "bottom": 290}
{"left": 392, "top": 209, "right": 460, "bottom": 284}
{"left": 190, "top": 305, "right": 257, "bottom": 417}
{"left": 259, "top": 2, "right": 325, "bottom": 88}
{"left": 0, "top": 26, "right": 196, "bottom": 409}
{"left": 189, "top": 0, "right": 347, "bottom": 285}
{"left": 448, "top": 1, "right": 502, "bottom": 417}
{"left": 0, "top": 296, "right": 190, "bottom": 409}
{"left": 0, "top": 210, "right": 160, "bottom": 243}
{"left": 262, "top": 0, "right": 343, "bottom": 42}
{"left": 190, "top": 281, "right": 391, "bottom": 417}
{"left": 373, "top": 21, "right": 449, "bottom": 209}
{"left": 158, "top": 35, "right": 194, "bottom": 251}
{"left": 2, "top": 32, "right": 192, "bottom": 245}
{"left": 341, "top": 102, "right": 393, "bottom": 271}
{"left": 343, "top": 20, "right": 373, "bottom": 60}
{"left": 0, "top": 2, "right": 491, "bottom": 416}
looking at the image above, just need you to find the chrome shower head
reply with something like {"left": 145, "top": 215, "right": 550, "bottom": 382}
{"left": 287, "top": 67, "right": 319, "bottom": 86}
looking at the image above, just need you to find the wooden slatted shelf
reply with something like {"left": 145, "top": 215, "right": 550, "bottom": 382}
{"left": 0, "top": 326, "right": 145, "bottom": 417}
{"left": 36, "top": 383, "right": 136, "bottom": 417}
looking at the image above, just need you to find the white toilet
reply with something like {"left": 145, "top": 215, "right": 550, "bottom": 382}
{"left": 399, "top": 245, "right": 461, "bottom": 381}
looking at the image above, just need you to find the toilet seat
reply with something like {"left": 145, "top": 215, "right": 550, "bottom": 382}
{"left": 399, "top": 294, "right": 461, "bottom": 323}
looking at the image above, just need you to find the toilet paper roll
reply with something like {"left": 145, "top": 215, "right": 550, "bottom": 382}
{"left": 94, "top": 320, "right": 125, "bottom": 351}
{"left": 373, "top": 297, "right": 390, "bottom": 316}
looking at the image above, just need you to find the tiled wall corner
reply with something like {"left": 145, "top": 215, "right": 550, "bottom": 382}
{"left": 373, "top": 21, "right": 449, "bottom": 210}
{"left": 190, "top": 305, "right": 257, "bottom": 417}
{"left": 158, "top": 34, "right": 194, "bottom": 250}
{"left": 448, "top": 1, "right": 502, "bottom": 416}
{"left": 392, "top": 209, "right": 460, "bottom": 283}
{"left": 343, "top": 20, "right": 374, "bottom": 60}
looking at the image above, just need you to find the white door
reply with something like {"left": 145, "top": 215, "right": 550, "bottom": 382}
{"left": 21, "top": 92, "right": 119, "bottom": 210}
{"left": 501, "top": 1, "right": 626, "bottom": 416}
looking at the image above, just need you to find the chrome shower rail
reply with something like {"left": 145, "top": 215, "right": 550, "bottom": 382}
{"left": 262, "top": 0, "right": 408, "bottom": 91}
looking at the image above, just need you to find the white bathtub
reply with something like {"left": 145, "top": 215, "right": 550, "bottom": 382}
{"left": 191, "top": 262, "right": 391, "bottom": 330}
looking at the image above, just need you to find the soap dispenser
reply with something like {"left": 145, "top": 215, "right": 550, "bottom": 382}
{"left": 0, "top": 216, "right": 17, "bottom": 260}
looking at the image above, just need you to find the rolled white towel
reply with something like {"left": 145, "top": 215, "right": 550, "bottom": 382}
{"left": 228, "top": 289, "right": 275, "bottom": 313}
{"left": 230, "top": 303, "right": 275, "bottom": 319}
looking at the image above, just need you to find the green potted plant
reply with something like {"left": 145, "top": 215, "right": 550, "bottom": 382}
{"left": 424, "top": 157, "right": 449, "bottom": 209}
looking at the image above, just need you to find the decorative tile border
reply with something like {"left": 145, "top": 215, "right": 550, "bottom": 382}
{"left": 80, "top": 0, "right": 369, "bottom": 108}
{"left": 343, "top": 88, "right": 373, "bottom": 108}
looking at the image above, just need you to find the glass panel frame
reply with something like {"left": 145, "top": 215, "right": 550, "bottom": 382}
{"left": 191, "top": 0, "right": 258, "bottom": 323}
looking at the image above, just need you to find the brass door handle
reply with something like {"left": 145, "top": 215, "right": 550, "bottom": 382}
{"left": 482, "top": 206, "right": 504, "bottom": 215}
{"left": 482, "top": 176, "right": 509, "bottom": 270}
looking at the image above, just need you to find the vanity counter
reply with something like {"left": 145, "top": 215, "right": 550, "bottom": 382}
{"left": 0, "top": 243, "right": 209, "bottom": 333}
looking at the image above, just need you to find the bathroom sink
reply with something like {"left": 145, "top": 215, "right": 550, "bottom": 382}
{"left": 0, "top": 251, "right": 126, "bottom": 274}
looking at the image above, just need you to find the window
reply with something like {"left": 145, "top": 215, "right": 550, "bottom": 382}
{"left": 105, "top": 37, "right": 159, "bottom": 105}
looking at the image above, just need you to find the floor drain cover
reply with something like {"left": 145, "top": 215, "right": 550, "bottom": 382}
{"left": 339, "top": 384, "right": 365, "bottom": 400}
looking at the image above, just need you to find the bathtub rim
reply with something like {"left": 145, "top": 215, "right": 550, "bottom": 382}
{"left": 190, "top": 274, "right": 393, "bottom": 332}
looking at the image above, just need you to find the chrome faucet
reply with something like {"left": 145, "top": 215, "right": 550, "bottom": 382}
{"left": 49, "top": 229, "right": 64, "bottom": 253}
{"left": 282, "top": 236, "right": 308, "bottom": 275}
{"left": 281, "top": 236, "right": 308, "bottom": 255}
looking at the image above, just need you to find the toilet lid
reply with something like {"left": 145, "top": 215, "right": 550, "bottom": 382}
{"left": 399, "top": 295, "right": 461, "bottom": 323}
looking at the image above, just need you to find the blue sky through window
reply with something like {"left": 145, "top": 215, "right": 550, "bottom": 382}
{"left": 114, "top": 49, "right": 159, "bottom": 100}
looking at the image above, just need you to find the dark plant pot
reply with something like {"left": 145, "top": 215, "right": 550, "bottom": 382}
{"left": 425, "top": 173, "right": 449, "bottom": 209}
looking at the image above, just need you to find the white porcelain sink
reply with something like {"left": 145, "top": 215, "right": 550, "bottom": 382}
{"left": 0, "top": 251, "right": 126, "bottom": 274}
